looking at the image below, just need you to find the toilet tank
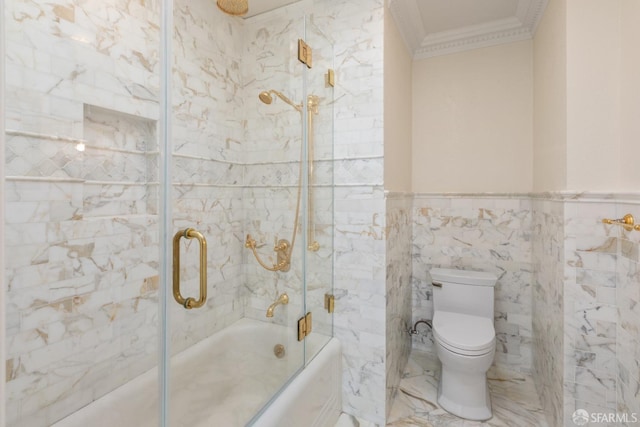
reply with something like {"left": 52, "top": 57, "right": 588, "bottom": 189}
{"left": 430, "top": 268, "right": 497, "bottom": 319}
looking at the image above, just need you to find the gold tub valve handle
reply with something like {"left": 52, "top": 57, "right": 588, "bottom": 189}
{"left": 245, "top": 234, "right": 256, "bottom": 249}
{"left": 602, "top": 214, "right": 640, "bottom": 231}
{"left": 245, "top": 234, "right": 291, "bottom": 272}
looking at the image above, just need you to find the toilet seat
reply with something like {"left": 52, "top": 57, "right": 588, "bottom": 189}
{"left": 433, "top": 311, "right": 495, "bottom": 356}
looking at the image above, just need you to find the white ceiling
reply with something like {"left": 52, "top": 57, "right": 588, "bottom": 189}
{"left": 243, "top": 0, "right": 302, "bottom": 18}
{"left": 389, "top": 0, "right": 548, "bottom": 59}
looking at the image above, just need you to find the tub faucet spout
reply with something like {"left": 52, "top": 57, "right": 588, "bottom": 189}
{"left": 266, "top": 293, "right": 289, "bottom": 317}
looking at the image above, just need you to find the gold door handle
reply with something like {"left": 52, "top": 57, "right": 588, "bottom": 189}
{"left": 173, "top": 228, "right": 207, "bottom": 309}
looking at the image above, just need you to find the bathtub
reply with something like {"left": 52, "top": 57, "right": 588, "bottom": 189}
{"left": 53, "top": 318, "right": 341, "bottom": 427}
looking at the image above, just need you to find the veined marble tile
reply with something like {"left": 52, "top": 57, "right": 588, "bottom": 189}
{"left": 411, "top": 195, "right": 533, "bottom": 374}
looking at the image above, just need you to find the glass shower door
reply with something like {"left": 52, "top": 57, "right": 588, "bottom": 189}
{"left": 164, "top": 2, "right": 307, "bottom": 426}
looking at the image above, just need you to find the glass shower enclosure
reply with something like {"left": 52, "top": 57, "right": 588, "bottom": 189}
{"left": 2, "top": 0, "right": 334, "bottom": 425}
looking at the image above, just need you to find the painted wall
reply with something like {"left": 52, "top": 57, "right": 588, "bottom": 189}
{"left": 412, "top": 41, "right": 533, "bottom": 193}
{"left": 566, "top": 0, "right": 621, "bottom": 191}
{"left": 383, "top": 5, "right": 412, "bottom": 193}
{"left": 565, "top": 0, "right": 639, "bottom": 191}
{"left": 619, "top": 0, "right": 640, "bottom": 190}
{"left": 532, "top": 0, "right": 567, "bottom": 192}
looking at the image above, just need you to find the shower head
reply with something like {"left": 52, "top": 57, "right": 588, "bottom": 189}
{"left": 258, "top": 90, "right": 302, "bottom": 112}
{"left": 217, "top": 0, "right": 248, "bottom": 16}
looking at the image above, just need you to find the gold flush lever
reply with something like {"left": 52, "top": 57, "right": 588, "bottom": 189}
{"left": 173, "top": 228, "right": 208, "bottom": 309}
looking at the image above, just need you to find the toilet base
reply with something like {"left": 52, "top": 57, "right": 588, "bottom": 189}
{"left": 437, "top": 364, "right": 492, "bottom": 421}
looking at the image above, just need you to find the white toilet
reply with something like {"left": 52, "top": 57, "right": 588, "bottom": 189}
{"left": 430, "top": 267, "right": 497, "bottom": 421}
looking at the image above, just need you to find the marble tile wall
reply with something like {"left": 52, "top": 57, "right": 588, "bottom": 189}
{"left": 384, "top": 192, "right": 412, "bottom": 419}
{"left": 615, "top": 201, "right": 640, "bottom": 425}
{"left": 531, "top": 194, "right": 640, "bottom": 427}
{"left": 531, "top": 197, "right": 564, "bottom": 427}
{"left": 559, "top": 195, "right": 640, "bottom": 426}
{"left": 411, "top": 194, "right": 534, "bottom": 373}
{"left": 4, "top": 0, "right": 162, "bottom": 424}
{"left": 334, "top": 185, "right": 386, "bottom": 424}
{"left": 314, "top": 0, "right": 386, "bottom": 422}
{"left": 562, "top": 198, "right": 619, "bottom": 425}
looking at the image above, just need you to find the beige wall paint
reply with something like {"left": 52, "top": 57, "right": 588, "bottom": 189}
{"left": 566, "top": 0, "right": 621, "bottom": 191}
{"left": 412, "top": 41, "right": 533, "bottom": 193}
{"left": 563, "top": 0, "right": 640, "bottom": 191}
{"left": 620, "top": 0, "right": 640, "bottom": 189}
{"left": 384, "top": 4, "right": 413, "bottom": 192}
{"left": 533, "top": 0, "right": 567, "bottom": 192}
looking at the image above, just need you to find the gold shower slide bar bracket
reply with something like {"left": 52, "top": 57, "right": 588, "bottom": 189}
{"left": 173, "top": 228, "right": 208, "bottom": 309}
{"left": 324, "top": 294, "right": 335, "bottom": 313}
{"left": 326, "top": 68, "right": 335, "bottom": 87}
{"left": 602, "top": 214, "right": 640, "bottom": 231}
{"left": 298, "top": 39, "right": 312, "bottom": 68}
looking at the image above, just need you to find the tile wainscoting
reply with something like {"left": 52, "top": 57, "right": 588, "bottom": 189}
{"left": 411, "top": 194, "right": 533, "bottom": 373}
{"left": 407, "top": 192, "right": 640, "bottom": 427}
{"left": 534, "top": 193, "right": 640, "bottom": 426}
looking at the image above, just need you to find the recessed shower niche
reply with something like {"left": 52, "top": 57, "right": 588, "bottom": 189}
{"left": 82, "top": 104, "right": 159, "bottom": 216}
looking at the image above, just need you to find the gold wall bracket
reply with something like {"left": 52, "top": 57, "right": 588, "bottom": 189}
{"left": 298, "top": 39, "right": 312, "bottom": 68}
{"left": 324, "top": 294, "right": 335, "bottom": 313}
{"left": 297, "top": 312, "right": 313, "bottom": 341}
{"left": 602, "top": 214, "right": 640, "bottom": 231}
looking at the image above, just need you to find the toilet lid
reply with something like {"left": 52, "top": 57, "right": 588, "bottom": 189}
{"left": 433, "top": 311, "right": 495, "bottom": 353}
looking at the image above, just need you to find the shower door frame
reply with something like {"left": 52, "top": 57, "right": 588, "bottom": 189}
{"left": 158, "top": 0, "right": 172, "bottom": 425}
{"left": 0, "top": 0, "right": 6, "bottom": 424}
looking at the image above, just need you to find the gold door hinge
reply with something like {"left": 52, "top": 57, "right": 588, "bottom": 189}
{"left": 324, "top": 294, "right": 335, "bottom": 313}
{"left": 297, "top": 312, "right": 312, "bottom": 341}
{"left": 298, "top": 39, "right": 312, "bottom": 68}
{"left": 326, "top": 69, "right": 335, "bottom": 87}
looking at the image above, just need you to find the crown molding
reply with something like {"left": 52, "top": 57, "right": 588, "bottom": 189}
{"left": 389, "top": 0, "right": 548, "bottom": 59}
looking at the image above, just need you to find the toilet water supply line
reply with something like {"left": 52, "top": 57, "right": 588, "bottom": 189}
{"left": 409, "top": 319, "right": 432, "bottom": 335}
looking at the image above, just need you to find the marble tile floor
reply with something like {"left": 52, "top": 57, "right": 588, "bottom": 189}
{"left": 336, "top": 350, "right": 549, "bottom": 427}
